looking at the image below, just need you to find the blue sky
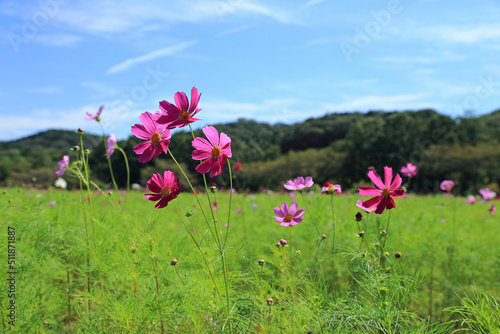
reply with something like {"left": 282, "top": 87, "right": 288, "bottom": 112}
{"left": 1, "top": 0, "right": 500, "bottom": 141}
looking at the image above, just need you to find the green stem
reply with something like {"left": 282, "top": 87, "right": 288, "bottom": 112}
{"left": 98, "top": 122, "right": 118, "bottom": 191}
{"left": 289, "top": 226, "right": 294, "bottom": 304}
{"left": 116, "top": 146, "right": 130, "bottom": 192}
{"left": 330, "top": 194, "right": 336, "bottom": 256}
{"left": 299, "top": 192, "right": 320, "bottom": 236}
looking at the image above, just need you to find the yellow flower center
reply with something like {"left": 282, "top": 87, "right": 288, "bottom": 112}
{"left": 283, "top": 214, "right": 293, "bottom": 222}
{"left": 211, "top": 146, "right": 222, "bottom": 158}
{"left": 180, "top": 110, "right": 189, "bottom": 120}
{"left": 160, "top": 187, "right": 171, "bottom": 197}
{"left": 151, "top": 133, "right": 161, "bottom": 145}
{"left": 382, "top": 189, "right": 391, "bottom": 198}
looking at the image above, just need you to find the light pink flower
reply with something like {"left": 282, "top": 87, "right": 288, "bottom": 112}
{"left": 145, "top": 171, "right": 182, "bottom": 209}
{"left": 467, "top": 195, "right": 476, "bottom": 205}
{"left": 192, "top": 126, "right": 232, "bottom": 177}
{"left": 358, "top": 166, "right": 405, "bottom": 215}
{"left": 321, "top": 181, "right": 341, "bottom": 195}
{"left": 106, "top": 133, "right": 117, "bottom": 159}
{"left": 356, "top": 199, "right": 376, "bottom": 213}
{"left": 158, "top": 87, "right": 201, "bottom": 129}
{"left": 440, "top": 180, "right": 455, "bottom": 192}
{"left": 400, "top": 163, "right": 418, "bottom": 178}
{"left": 479, "top": 188, "right": 496, "bottom": 201}
{"left": 284, "top": 176, "right": 314, "bottom": 191}
{"left": 131, "top": 112, "right": 171, "bottom": 163}
{"left": 54, "top": 155, "right": 70, "bottom": 176}
{"left": 49, "top": 200, "right": 56, "bottom": 207}
{"left": 273, "top": 201, "right": 305, "bottom": 227}
{"left": 85, "top": 105, "right": 104, "bottom": 121}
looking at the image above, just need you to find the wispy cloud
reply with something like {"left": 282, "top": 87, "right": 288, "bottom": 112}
{"left": 106, "top": 41, "right": 197, "bottom": 74}
{"left": 325, "top": 93, "right": 431, "bottom": 111}
{"left": 33, "top": 34, "right": 83, "bottom": 47}
{"left": 29, "top": 86, "right": 62, "bottom": 94}
{"left": 81, "top": 81, "right": 118, "bottom": 97}
{"left": 218, "top": 24, "right": 255, "bottom": 36}
{"left": 302, "top": 0, "right": 325, "bottom": 9}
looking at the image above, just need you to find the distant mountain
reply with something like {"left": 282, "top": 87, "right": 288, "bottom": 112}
{"left": 0, "top": 129, "right": 101, "bottom": 151}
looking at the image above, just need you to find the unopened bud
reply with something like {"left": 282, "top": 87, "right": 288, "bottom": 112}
{"left": 381, "top": 229, "right": 387, "bottom": 235}
{"left": 395, "top": 252, "right": 401, "bottom": 259}
{"left": 171, "top": 258, "right": 178, "bottom": 265}
{"left": 279, "top": 239, "right": 287, "bottom": 246}
{"left": 77, "top": 128, "right": 84, "bottom": 134}
{"left": 72, "top": 145, "right": 80, "bottom": 151}
{"left": 322, "top": 234, "right": 327, "bottom": 239}
{"left": 266, "top": 298, "right": 274, "bottom": 305}
{"left": 84, "top": 149, "right": 90, "bottom": 154}
{"left": 355, "top": 212, "right": 363, "bottom": 222}
{"left": 210, "top": 186, "right": 217, "bottom": 193}
{"left": 358, "top": 231, "right": 364, "bottom": 237}
{"left": 258, "top": 259, "right": 265, "bottom": 266}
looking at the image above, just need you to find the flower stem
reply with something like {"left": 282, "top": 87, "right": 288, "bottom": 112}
{"left": 116, "top": 146, "right": 130, "bottom": 192}
{"left": 98, "top": 122, "right": 118, "bottom": 191}
{"left": 300, "top": 192, "right": 320, "bottom": 236}
{"left": 289, "top": 226, "right": 294, "bottom": 303}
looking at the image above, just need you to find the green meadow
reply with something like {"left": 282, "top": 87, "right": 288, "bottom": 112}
{"left": 1, "top": 187, "right": 499, "bottom": 333}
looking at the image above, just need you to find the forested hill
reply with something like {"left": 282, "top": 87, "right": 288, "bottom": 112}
{"left": 1, "top": 109, "right": 499, "bottom": 193}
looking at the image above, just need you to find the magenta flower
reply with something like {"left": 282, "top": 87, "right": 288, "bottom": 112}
{"left": 145, "top": 171, "right": 182, "bottom": 209}
{"left": 400, "top": 163, "right": 418, "bottom": 178}
{"left": 356, "top": 199, "right": 376, "bottom": 213}
{"left": 192, "top": 126, "right": 232, "bottom": 177}
{"left": 106, "top": 133, "right": 117, "bottom": 159}
{"left": 54, "top": 155, "right": 70, "bottom": 176}
{"left": 490, "top": 204, "right": 496, "bottom": 215}
{"left": 358, "top": 166, "right": 405, "bottom": 215}
{"left": 131, "top": 112, "right": 171, "bottom": 163}
{"left": 158, "top": 87, "right": 201, "bottom": 129}
{"left": 321, "top": 181, "right": 341, "bottom": 195}
{"left": 273, "top": 201, "right": 305, "bottom": 227}
{"left": 479, "top": 188, "right": 496, "bottom": 201}
{"left": 284, "top": 176, "right": 314, "bottom": 191}
{"left": 440, "top": 180, "right": 455, "bottom": 192}
{"left": 85, "top": 105, "right": 104, "bottom": 121}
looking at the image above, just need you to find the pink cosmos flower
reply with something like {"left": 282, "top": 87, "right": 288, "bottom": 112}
{"left": 490, "top": 204, "right": 496, "bottom": 215}
{"left": 479, "top": 188, "right": 496, "bottom": 201}
{"left": 106, "top": 133, "right": 117, "bottom": 159}
{"left": 284, "top": 176, "right": 314, "bottom": 191}
{"left": 273, "top": 201, "right": 305, "bottom": 227}
{"left": 145, "top": 171, "right": 182, "bottom": 209}
{"left": 54, "top": 155, "right": 70, "bottom": 176}
{"left": 321, "top": 181, "right": 341, "bottom": 195}
{"left": 85, "top": 105, "right": 104, "bottom": 121}
{"left": 192, "top": 126, "right": 232, "bottom": 177}
{"left": 440, "top": 180, "right": 455, "bottom": 192}
{"left": 356, "top": 199, "right": 376, "bottom": 213}
{"left": 400, "top": 163, "right": 418, "bottom": 178}
{"left": 131, "top": 112, "right": 171, "bottom": 163}
{"left": 158, "top": 87, "right": 201, "bottom": 129}
{"left": 358, "top": 166, "right": 405, "bottom": 215}
{"left": 467, "top": 195, "right": 477, "bottom": 205}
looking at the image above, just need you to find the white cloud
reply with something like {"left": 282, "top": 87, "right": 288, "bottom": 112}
{"left": 106, "top": 41, "right": 197, "bottom": 74}
{"left": 218, "top": 24, "right": 255, "bottom": 36}
{"left": 81, "top": 81, "right": 118, "bottom": 96}
{"left": 325, "top": 93, "right": 431, "bottom": 111}
{"left": 29, "top": 86, "right": 62, "bottom": 94}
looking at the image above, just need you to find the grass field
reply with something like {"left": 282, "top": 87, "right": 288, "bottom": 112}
{"left": 1, "top": 185, "right": 499, "bottom": 333}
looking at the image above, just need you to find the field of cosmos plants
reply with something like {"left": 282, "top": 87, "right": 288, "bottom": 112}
{"left": 1, "top": 87, "right": 499, "bottom": 333}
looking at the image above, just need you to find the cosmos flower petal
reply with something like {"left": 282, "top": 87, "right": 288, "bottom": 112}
{"left": 189, "top": 87, "right": 201, "bottom": 113}
{"left": 174, "top": 91, "right": 189, "bottom": 111}
{"left": 192, "top": 149, "right": 212, "bottom": 160}
{"left": 358, "top": 186, "right": 381, "bottom": 196}
{"left": 133, "top": 141, "right": 151, "bottom": 155}
{"left": 390, "top": 189, "right": 405, "bottom": 198}
{"left": 367, "top": 170, "right": 385, "bottom": 190}
{"left": 362, "top": 196, "right": 382, "bottom": 209}
{"left": 203, "top": 126, "right": 220, "bottom": 147}
{"left": 383, "top": 166, "right": 393, "bottom": 189}
{"left": 274, "top": 206, "right": 285, "bottom": 217}
{"left": 195, "top": 158, "right": 213, "bottom": 175}
{"left": 294, "top": 208, "right": 305, "bottom": 218}
{"left": 289, "top": 201, "right": 298, "bottom": 215}
{"left": 389, "top": 173, "right": 402, "bottom": 191}
{"left": 375, "top": 197, "right": 389, "bottom": 214}
{"left": 131, "top": 124, "right": 152, "bottom": 140}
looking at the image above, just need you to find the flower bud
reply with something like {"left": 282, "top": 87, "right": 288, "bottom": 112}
{"left": 355, "top": 212, "right": 363, "bottom": 222}
{"left": 279, "top": 239, "right": 287, "bottom": 246}
{"left": 171, "top": 258, "right": 178, "bottom": 266}
{"left": 358, "top": 231, "right": 364, "bottom": 237}
{"left": 381, "top": 229, "right": 387, "bottom": 235}
{"left": 395, "top": 252, "right": 401, "bottom": 259}
{"left": 84, "top": 149, "right": 90, "bottom": 154}
{"left": 72, "top": 145, "right": 80, "bottom": 151}
{"left": 210, "top": 186, "right": 217, "bottom": 193}
{"left": 266, "top": 298, "right": 274, "bottom": 305}
{"left": 77, "top": 128, "right": 84, "bottom": 134}
{"left": 322, "top": 234, "right": 327, "bottom": 239}
{"left": 276, "top": 242, "right": 281, "bottom": 247}
{"left": 384, "top": 251, "right": 390, "bottom": 256}
{"left": 258, "top": 259, "right": 265, "bottom": 266}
